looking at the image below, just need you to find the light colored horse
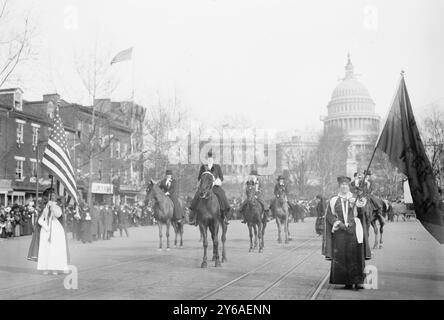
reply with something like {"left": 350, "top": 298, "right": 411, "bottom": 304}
{"left": 270, "top": 186, "right": 290, "bottom": 244}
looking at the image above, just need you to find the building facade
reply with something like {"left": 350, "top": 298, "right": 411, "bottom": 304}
{"left": 321, "top": 54, "right": 381, "bottom": 176}
{"left": 0, "top": 88, "right": 146, "bottom": 206}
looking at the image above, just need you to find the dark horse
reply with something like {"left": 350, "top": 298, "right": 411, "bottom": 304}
{"left": 270, "top": 185, "right": 290, "bottom": 244}
{"left": 289, "top": 201, "right": 306, "bottom": 222}
{"left": 145, "top": 180, "right": 184, "bottom": 250}
{"left": 195, "top": 171, "right": 228, "bottom": 268}
{"left": 359, "top": 195, "right": 385, "bottom": 249}
{"left": 244, "top": 182, "right": 268, "bottom": 252}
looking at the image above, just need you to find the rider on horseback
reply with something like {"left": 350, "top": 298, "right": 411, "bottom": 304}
{"left": 240, "top": 170, "right": 269, "bottom": 224}
{"left": 159, "top": 169, "right": 184, "bottom": 224}
{"left": 189, "top": 150, "right": 231, "bottom": 225}
{"left": 269, "top": 175, "right": 291, "bottom": 216}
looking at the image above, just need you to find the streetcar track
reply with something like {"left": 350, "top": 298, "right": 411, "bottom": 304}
{"left": 197, "top": 236, "right": 319, "bottom": 300}
{"left": 306, "top": 270, "right": 330, "bottom": 300}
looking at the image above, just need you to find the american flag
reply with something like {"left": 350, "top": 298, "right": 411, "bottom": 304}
{"left": 41, "top": 105, "right": 78, "bottom": 205}
{"left": 110, "top": 47, "right": 133, "bottom": 65}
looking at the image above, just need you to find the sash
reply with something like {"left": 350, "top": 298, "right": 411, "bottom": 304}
{"left": 329, "top": 195, "right": 363, "bottom": 244}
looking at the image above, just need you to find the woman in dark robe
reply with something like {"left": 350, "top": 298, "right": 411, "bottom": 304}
{"left": 315, "top": 195, "right": 325, "bottom": 236}
{"left": 27, "top": 199, "right": 46, "bottom": 262}
{"left": 80, "top": 202, "right": 93, "bottom": 243}
{"left": 22, "top": 205, "right": 34, "bottom": 236}
{"left": 323, "top": 176, "right": 370, "bottom": 290}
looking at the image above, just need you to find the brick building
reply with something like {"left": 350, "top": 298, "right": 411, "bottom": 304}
{"left": 0, "top": 88, "right": 146, "bottom": 206}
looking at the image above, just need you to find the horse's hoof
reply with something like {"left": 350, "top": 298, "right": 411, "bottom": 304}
{"left": 379, "top": 245, "right": 383, "bottom": 249}
{"left": 201, "top": 262, "right": 207, "bottom": 268}
{"left": 259, "top": 249, "right": 263, "bottom": 253}
{"left": 157, "top": 248, "right": 162, "bottom": 252}
{"left": 215, "top": 260, "right": 222, "bottom": 267}
{"left": 222, "top": 257, "right": 227, "bottom": 263}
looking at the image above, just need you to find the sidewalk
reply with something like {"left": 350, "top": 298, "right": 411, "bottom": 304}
{"left": 321, "top": 220, "right": 444, "bottom": 299}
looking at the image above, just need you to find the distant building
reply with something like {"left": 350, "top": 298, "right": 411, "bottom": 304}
{"left": 321, "top": 54, "right": 381, "bottom": 176}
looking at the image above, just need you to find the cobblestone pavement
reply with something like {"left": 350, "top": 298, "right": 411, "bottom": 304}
{"left": 0, "top": 217, "right": 443, "bottom": 300}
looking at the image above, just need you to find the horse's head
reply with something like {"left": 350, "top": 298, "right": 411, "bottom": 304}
{"left": 198, "top": 171, "right": 214, "bottom": 199}
{"left": 276, "top": 185, "right": 287, "bottom": 202}
{"left": 145, "top": 179, "right": 160, "bottom": 201}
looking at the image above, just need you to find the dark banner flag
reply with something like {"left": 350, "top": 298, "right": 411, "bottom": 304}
{"left": 375, "top": 74, "right": 444, "bottom": 244}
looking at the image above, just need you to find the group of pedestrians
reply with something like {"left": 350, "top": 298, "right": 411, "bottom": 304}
{"left": 0, "top": 203, "right": 35, "bottom": 239}
{"left": 65, "top": 202, "right": 132, "bottom": 243}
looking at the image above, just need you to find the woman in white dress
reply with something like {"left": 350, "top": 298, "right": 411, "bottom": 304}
{"left": 37, "top": 191, "right": 69, "bottom": 275}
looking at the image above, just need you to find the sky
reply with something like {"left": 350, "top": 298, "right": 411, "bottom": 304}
{"left": 6, "top": 0, "right": 444, "bottom": 133}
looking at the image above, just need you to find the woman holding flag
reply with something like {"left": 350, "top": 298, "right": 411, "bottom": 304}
{"left": 37, "top": 188, "right": 69, "bottom": 275}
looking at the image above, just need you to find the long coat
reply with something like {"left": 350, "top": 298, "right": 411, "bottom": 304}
{"left": 90, "top": 206, "right": 100, "bottom": 237}
{"left": 159, "top": 178, "right": 184, "bottom": 220}
{"left": 103, "top": 207, "right": 113, "bottom": 232}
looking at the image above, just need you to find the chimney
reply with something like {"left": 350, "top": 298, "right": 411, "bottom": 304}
{"left": 43, "top": 93, "right": 61, "bottom": 103}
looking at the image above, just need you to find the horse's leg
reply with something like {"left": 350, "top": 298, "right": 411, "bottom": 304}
{"left": 248, "top": 224, "right": 254, "bottom": 252}
{"left": 201, "top": 225, "right": 208, "bottom": 268}
{"left": 158, "top": 223, "right": 163, "bottom": 251}
{"left": 261, "top": 221, "right": 266, "bottom": 250}
{"left": 372, "top": 219, "right": 379, "bottom": 249}
{"left": 258, "top": 221, "right": 263, "bottom": 253}
{"left": 180, "top": 223, "right": 184, "bottom": 247}
{"left": 379, "top": 216, "right": 385, "bottom": 248}
{"left": 276, "top": 218, "right": 282, "bottom": 243}
{"left": 212, "top": 221, "right": 221, "bottom": 267}
{"left": 166, "top": 221, "right": 171, "bottom": 250}
{"left": 253, "top": 224, "right": 258, "bottom": 249}
{"left": 221, "top": 218, "right": 227, "bottom": 263}
{"left": 284, "top": 215, "right": 289, "bottom": 244}
{"left": 210, "top": 223, "right": 217, "bottom": 261}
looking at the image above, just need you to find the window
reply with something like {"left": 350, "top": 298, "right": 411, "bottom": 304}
{"left": 110, "top": 141, "right": 114, "bottom": 158}
{"left": 15, "top": 157, "right": 24, "bottom": 180}
{"left": 98, "top": 160, "right": 103, "bottom": 180}
{"left": 30, "top": 159, "right": 37, "bottom": 177}
{"left": 31, "top": 125, "right": 40, "bottom": 149}
{"left": 16, "top": 120, "right": 25, "bottom": 145}
{"left": 115, "top": 141, "right": 120, "bottom": 158}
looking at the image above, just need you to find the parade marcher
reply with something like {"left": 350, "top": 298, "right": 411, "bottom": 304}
{"left": 117, "top": 204, "right": 129, "bottom": 237}
{"left": 0, "top": 207, "right": 7, "bottom": 238}
{"left": 362, "top": 170, "right": 383, "bottom": 215}
{"left": 323, "top": 176, "right": 370, "bottom": 290}
{"left": 314, "top": 194, "right": 326, "bottom": 236}
{"left": 240, "top": 170, "right": 268, "bottom": 223}
{"left": 79, "top": 200, "right": 93, "bottom": 244}
{"left": 22, "top": 204, "right": 34, "bottom": 236}
{"left": 189, "top": 150, "right": 231, "bottom": 225}
{"left": 159, "top": 169, "right": 184, "bottom": 223}
{"left": 104, "top": 204, "right": 114, "bottom": 239}
{"left": 36, "top": 188, "right": 69, "bottom": 275}
{"left": 12, "top": 204, "right": 22, "bottom": 237}
{"left": 5, "top": 208, "right": 14, "bottom": 238}
{"left": 350, "top": 172, "right": 364, "bottom": 195}
{"left": 90, "top": 204, "right": 100, "bottom": 241}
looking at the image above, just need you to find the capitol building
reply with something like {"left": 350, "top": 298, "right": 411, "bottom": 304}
{"left": 322, "top": 54, "right": 381, "bottom": 177}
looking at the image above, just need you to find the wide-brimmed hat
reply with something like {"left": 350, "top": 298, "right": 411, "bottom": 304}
{"left": 42, "top": 187, "right": 56, "bottom": 198}
{"left": 207, "top": 149, "right": 213, "bottom": 158}
{"left": 337, "top": 176, "right": 351, "bottom": 184}
{"left": 165, "top": 169, "right": 173, "bottom": 175}
{"left": 277, "top": 175, "right": 285, "bottom": 181}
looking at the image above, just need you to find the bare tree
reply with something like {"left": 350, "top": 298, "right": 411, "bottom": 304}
{"left": 312, "top": 128, "right": 350, "bottom": 197}
{"left": 0, "top": 0, "right": 34, "bottom": 88}
{"left": 419, "top": 102, "right": 444, "bottom": 188}
{"left": 74, "top": 37, "right": 120, "bottom": 207}
{"left": 143, "top": 91, "right": 187, "bottom": 180}
{"left": 284, "top": 147, "right": 313, "bottom": 198}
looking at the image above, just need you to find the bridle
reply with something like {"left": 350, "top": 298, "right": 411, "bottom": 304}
{"left": 198, "top": 171, "right": 215, "bottom": 199}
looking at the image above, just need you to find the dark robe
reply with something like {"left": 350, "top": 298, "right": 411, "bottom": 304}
{"left": 323, "top": 194, "right": 370, "bottom": 285}
{"left": 315, "top": 198, "right": 326, "bottom": 236}
{"left": 159, "top": 178, "right": 184, "bottom": 220}
{"left": 80, "top": 206, "right": 93, "bottom": 243}
{"left": 27, "top": 210, "right": 42, "bottom": 262}
{"left": 191, "top": 163, "right": 230, "bottom": 212}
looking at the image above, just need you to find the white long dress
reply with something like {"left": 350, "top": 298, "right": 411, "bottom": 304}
{"left": 37, "top": 202, "right": 69, "bottom": 272}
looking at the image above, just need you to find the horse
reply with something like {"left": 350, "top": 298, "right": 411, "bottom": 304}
{"left": 172, "top": 200, "right": 185, "bottom": 248}
{"left": 289, "top": 201, "right": 307, "bottom": 223}
{"left": 145, "top": 179, "right": 175, "bottom": 250}
{"left": 194, "top": 171, "right": 228, "bottom": 268}
{"left": 244, "top": 182, "right": 267, "bottom": 252}
{"left": 359, "top": 195, "right": 385, "bottom": 249}
{"left": 270, "top": 185, "right": 290, "bottom": 244}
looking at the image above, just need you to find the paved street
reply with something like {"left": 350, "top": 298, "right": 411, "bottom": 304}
{"left": 0, "top": 217, "right": 443, "bottom": 300}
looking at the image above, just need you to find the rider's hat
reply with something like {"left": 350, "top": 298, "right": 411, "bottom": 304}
{"left": 165, "top": 169, "right": 173, "bottom": 175}
{"left": 42, "top": 187, "right": 56, "bottom": 198}
{"left": 277, "top": 175, "right": 285, "bottom": 181}
{"left": 337, "top": 176, "right": 351, "bottom": 184}
{"left": 250, "top": 169, "right": 259, "bottom": 176}
{"left": 207, "top": 149, "right": 213, "bottom": 158}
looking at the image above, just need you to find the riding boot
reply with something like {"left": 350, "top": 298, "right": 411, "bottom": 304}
{"left": 222, "top": 209, "right": 230, "bottom": 225}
